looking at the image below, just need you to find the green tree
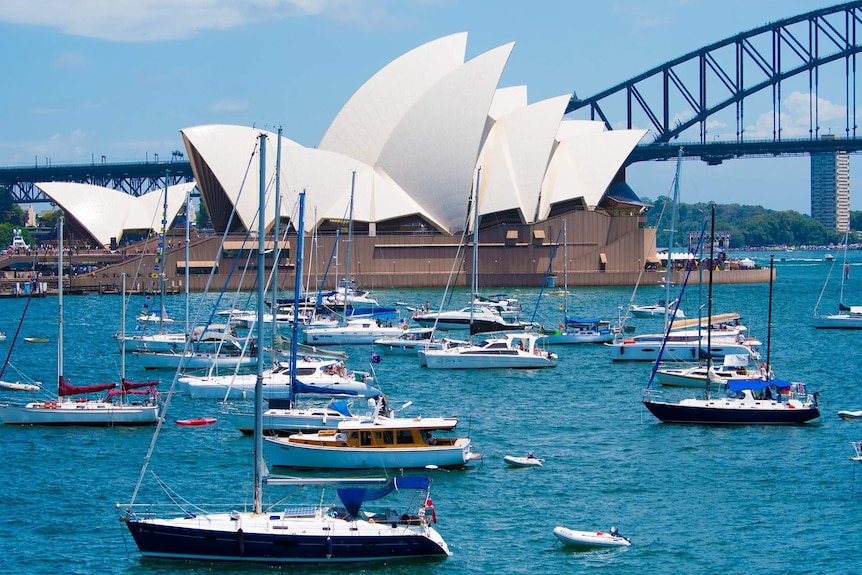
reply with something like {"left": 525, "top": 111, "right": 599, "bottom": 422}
{"left": 196, "top": 199, "right": 211, "bottom": 229}
{"left": 37, "top": 209, "right": 61, "bottom": 230}
{"left": 0, "top": 186, "right": 26, "bottom": 226}
{"left": 0, "top": 223, "right": 34, "bottom": 248}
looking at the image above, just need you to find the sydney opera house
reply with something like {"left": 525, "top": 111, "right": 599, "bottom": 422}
{"left": 44, "top": 33, "right": 666, "bottom": 291}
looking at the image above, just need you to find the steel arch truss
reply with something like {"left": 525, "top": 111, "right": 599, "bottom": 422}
{"left": 566, "top": 1, "right": 862, "bottom": 144}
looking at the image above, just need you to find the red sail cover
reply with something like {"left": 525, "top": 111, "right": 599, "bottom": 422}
{"left": 58, "top": 376, "right": 116, "bottom": 397}
{"left": 122, "top": 377, "right": 160, "bottom": 390}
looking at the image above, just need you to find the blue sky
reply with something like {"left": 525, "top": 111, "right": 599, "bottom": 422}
{"left": 0, "top": 0, "right": 854, "bottom": 213}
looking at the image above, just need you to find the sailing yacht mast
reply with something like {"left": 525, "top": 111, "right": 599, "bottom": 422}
{"left": 469, "top": 167, "right": 481, "bottom": 336}
{"left": 253, "top": 133, "right": 266, "bottom": 514}
{"left": 839, "top": 230, "right": 850, "bottom": 308}
{"left": 288, "top": 191, "right": 306, "bottom": 410}
{"left": 271, "top": 126, "right": 282, "bottom": 362}
{"left": 341, "top": 171, "right": 356, "bottom": 327}
{"left": 158, "top": 171, "right": 169, "bottom": 333}
{"left": 664, "top": 148, "right": 682, "bottom": 327}
{"left": 704, "top": 203, "right": 715, "bottom": 399}
{"left": 57, "top": 213, "right": 64, "bottom": 394}
{"left": 562, "top": 220, "right": 568, "bottom": 322}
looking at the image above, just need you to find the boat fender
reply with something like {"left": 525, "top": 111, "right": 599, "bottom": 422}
{"left": 623, "top": 339, "right": 635, "bottom": 344}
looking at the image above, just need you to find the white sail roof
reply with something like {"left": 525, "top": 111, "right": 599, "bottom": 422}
{"left": 477, "top": 95, "right": 570, "bottom": 224}
{"left": 538, "top": 128, "right": 648, "bottom": 218}
{"left": 181, "top": 34, "right": 649, "bottom": 237}
{"left": 34, "top": 181, "right": 193, "bottom": 247}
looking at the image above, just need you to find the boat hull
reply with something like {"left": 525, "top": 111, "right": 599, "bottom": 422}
{"left": 0, "top": 401, "right": 158, "bottom": 425}
{"left": 553, "top": 526, "right": 630, "bottom": 548}
{"left": 423, "top": 352, "right": 555, "bottom": 369}
{"left": 503, "top": 455, "right": 543, "bottom": 467}
{"left": 642, "top": 399, "right": 820, "bottom": 424}
{"left": 134, "top": 351, "right": 257, "bottom": 370}
{"left": 544, "top": 331, "right": 614, "bottom": 344}
{"left": 124, "top": 514, "right": 450, "bottom": 563}
{"left": 266, "top": 438, "right": 472, "bottom": 469}
{"left": 813, "top": 314, "right": 862, "bottom": 329}
{"left": 304, "top": 326, "right": 404, "bottom": 346}
{"left": 608, "top": 340, "right": 755, "bottom": 362}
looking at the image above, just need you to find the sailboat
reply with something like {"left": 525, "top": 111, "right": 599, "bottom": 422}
{"left": 0, "top": 215, "right": 160, "bottom": 426}
{"left": 629, "top": 152, "right": 686, "bottom": 321}
{"left": 813, "top": 231, "right": 862, "bottom": 328}
{"left": 119, "top": 184, "right": 191, "bottom": 352}
{"left": 217, "top": 191, "right": 381, "bottom": 431}
{"left": 608, "top": 153, "right": 757, "bottom": 363}
{"left": 642, "top": 209, "right": 820, "bottom": 425}
{"left": 121, "top": 132, "right": 451, "bottom": 563}
{"left": 0, "top": 272, "right": 44, "bottom": 392}
{"left": 543, "top": 221, "right": 614, "bottom": 344}
{"left": 302, "top": 172, "right": 403, "bottom": 346}
{"left": 422, "top": 168, "right": 556, "bottom": 369}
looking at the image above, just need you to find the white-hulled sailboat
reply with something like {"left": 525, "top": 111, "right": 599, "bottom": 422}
{"left": 120, "top": 131, "right": 451, "bottom": 563}
{"left": 813, "top": 231, "right": 862, "bottom": 328}
{"left": 0, "top": 217, "right": 160, "bottom": 426}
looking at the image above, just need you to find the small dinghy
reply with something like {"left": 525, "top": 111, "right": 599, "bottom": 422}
{"left": 0, "top": 380, "right": 41, "bottom": 392}
{"left": 553, "top": 526, "right": 631, "bottom": 549}
{"left": 176, "top": 417, "right": 217, "bottom": 426}
{"left": 23, "top": 337, "right": 50, "bottom": 343}
{"left": 504, "top": 454, "right": 544, "bottom": 467}
{"left": 838, "top": 410, "right": 862, "bottom": 420}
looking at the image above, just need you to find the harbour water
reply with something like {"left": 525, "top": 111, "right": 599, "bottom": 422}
{"left": 1, "top": 250, "right": 862, "bottom": 574}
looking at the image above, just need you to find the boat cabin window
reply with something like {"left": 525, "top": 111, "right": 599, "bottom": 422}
{"left": 296, "top": 367, "right": 316, "bottom": 376}
{"left": 360, "top": 431, "right": 372, "bottom": 446}
{"left": 396, "top": 430, "right": 414, "bottom": 444}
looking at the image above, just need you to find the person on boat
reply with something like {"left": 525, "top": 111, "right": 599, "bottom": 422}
{"left": 527, "top": 452, "right": 536, "bottom": 459}
{"left": 610, "top": 526, "right": 621, "bottom": 538}
{"left": 424, "top": 431, "right": 437, "bottom": 445}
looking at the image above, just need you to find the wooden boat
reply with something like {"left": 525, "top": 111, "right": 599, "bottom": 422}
{"left": 265, "top": 416, "right": 472, "bottom": 469}
{"left": 176, "top": 417, "right": 217, "bottom": 426}
{"left": 503, "top": 454, "right": 543, "bottom": 467}
{"left": 838, "top": 410, "right": 862, "bottom": 420}
{"left": 553, "top": 526, "right": 631, "bottom": 549}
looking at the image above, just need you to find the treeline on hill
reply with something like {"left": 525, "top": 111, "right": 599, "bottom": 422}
{"left": 643, "top": 196, "right": 862, "bottom": 249}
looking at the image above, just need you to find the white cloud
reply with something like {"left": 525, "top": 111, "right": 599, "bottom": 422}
{"left": 746, "top": 91, "right": 849, "bottom": 139}
{"left": 209, "top": 98, "right": 249, "bottom": 113}
{"left": 53, "top": 50, "right": 88, "bottom": 69}
{"left": 0, "top": 0, "right": 404, "bottom": 42}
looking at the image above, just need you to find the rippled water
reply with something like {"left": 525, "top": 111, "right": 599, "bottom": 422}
{"left": 1, "top": 251, "right": 862, "bottom": 574}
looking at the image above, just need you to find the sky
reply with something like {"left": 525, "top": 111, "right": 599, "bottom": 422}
{"left": 0, "top": 0, "right": 857, "bottom": 214}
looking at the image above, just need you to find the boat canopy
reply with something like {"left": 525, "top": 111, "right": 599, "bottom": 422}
{"left": 329, "top": 399, "right": 353, "bottom": 417}
{"left": 337, "top": 476, "right": 431, "bottom": 518}
{"left": 566, "top": 317, "right": 602, "bottom": 325}
{"left": 293, "top": 378, "right": 381, "bottom": 398}
{"left": 727, "top": 378, "right": 792, "bottom": 392}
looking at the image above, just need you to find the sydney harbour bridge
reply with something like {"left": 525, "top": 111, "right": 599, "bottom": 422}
{"left": 2, "top": 1, "right": 862, "bottom": 203}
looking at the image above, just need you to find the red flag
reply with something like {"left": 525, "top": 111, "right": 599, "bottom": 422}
{"left": 424, "top": 496, "right": 437, "bottom": 523}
